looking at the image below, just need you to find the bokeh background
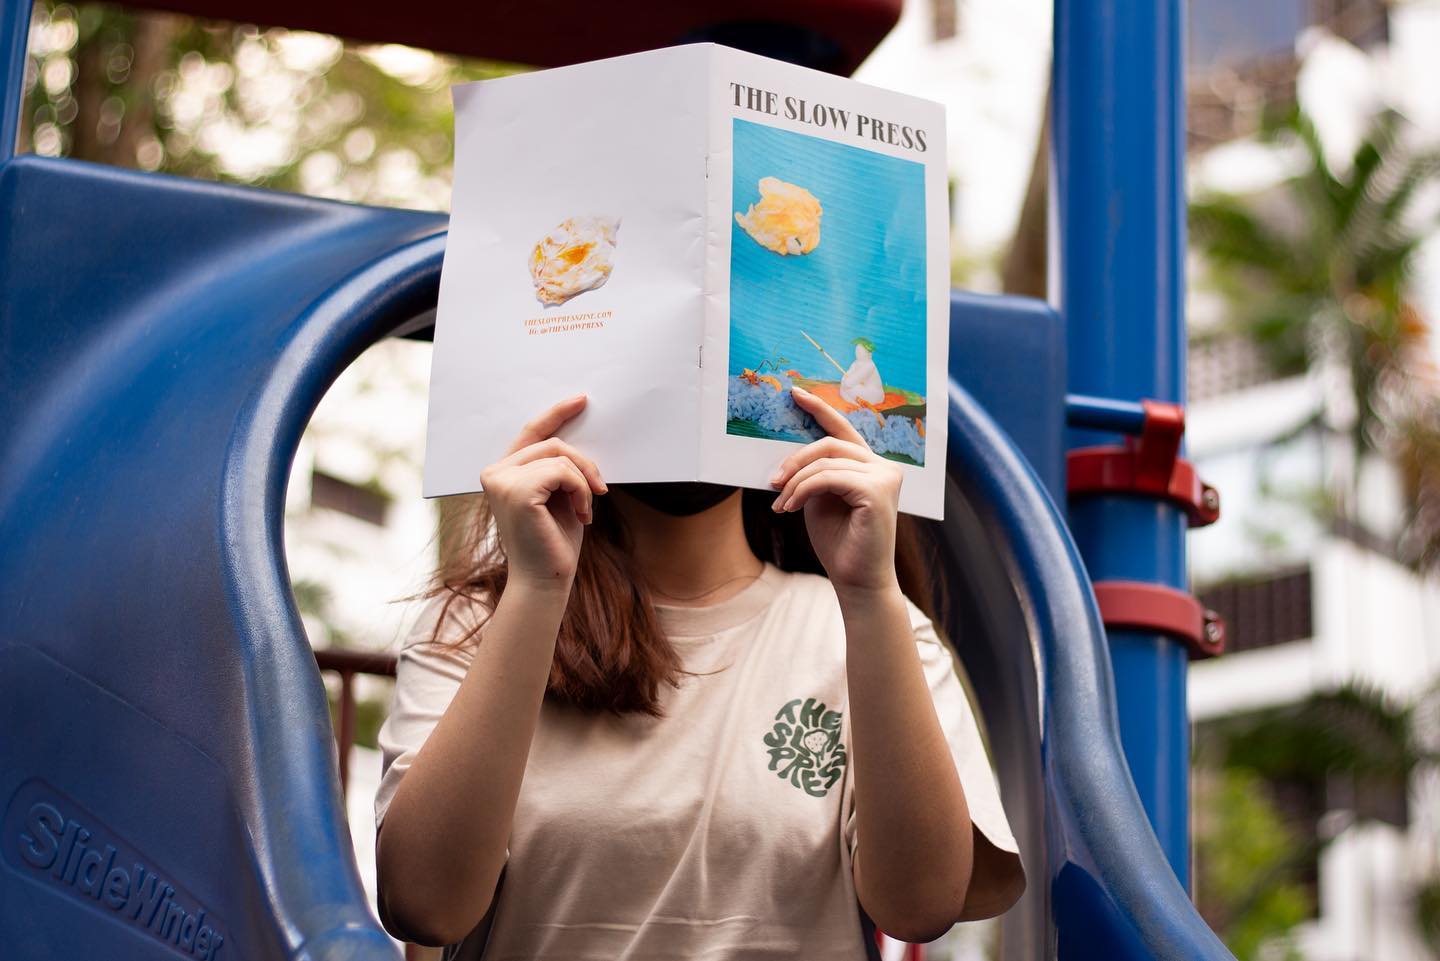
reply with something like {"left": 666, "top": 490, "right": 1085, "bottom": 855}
{"left": 16, "top": 2, "right": 1440, "bottom": 959}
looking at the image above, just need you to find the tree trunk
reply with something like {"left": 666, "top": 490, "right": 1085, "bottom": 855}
{"left": 112, "top": 14, "right": 179, "bottom": 168}
{"left": 16, "top": 66, "right": 31, "bottom": 154}
{"left": 68, "top": 18, "right": 109, "bottom": 162}
{"left": 999, "top": 83, "right": 1051, "bottom": 299}
{"left": 68, "top": 11, "right": 178, "bottom": 167}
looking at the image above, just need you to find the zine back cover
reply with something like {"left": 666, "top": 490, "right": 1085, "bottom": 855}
{"left": 423, "top": 46, "right": 710, "bottom": 498}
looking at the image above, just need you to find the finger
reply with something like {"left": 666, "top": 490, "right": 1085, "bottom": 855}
{"left": 771, "top": 458, "right": 869, "bottom": 512}
{"left": 791, "top": 385, "right": 868, "bottom": 447}
{"left": 781, "top": 470, "right": 872, "bottom": 513}
{"left": 507, "top": 437, "right": 607, "bottom": 493}
{"left": 769, "top": 436, "right": 873, "bottom": 488}
{"left": 505, "top": 394, "right": 588, "bottom": 455}
{"left": 526, "top": 457, "right": 592, "bottom": 523}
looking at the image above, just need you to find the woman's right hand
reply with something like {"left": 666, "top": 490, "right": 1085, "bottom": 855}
{"left": 480, "top": 394, "right": 607, "bottom": 588}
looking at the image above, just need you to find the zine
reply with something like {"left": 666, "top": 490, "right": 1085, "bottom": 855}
{"left": 425, "top": 43, "right": 949, "bottom": 518}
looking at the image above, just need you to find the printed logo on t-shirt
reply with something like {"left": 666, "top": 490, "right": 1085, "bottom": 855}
{"left": 763, "top": 697, "right": 847, "bottom": 798}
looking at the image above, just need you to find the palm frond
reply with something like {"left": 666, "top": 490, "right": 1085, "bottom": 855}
{"left": 1218, "top": 683, "right": 1422, "bottom": 784}
{"left": 1277, "top": 109, "right": 1348, "bottom": 230}
{"left": 1190, "top": 195, "right": 1296, "bottom": 273}
{"left": 1334, "top": 114, "right": 1394, "bottom": 237}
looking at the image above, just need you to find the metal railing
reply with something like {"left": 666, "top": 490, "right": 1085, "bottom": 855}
{"left": 313, "top": 648, "right": 441, "bottom": 960}
{"left": 313, "top": 647, "right": 398, "bottom": 799}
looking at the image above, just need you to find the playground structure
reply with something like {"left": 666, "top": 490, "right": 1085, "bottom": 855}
{"left": 0, "top": 2, "right": 1236, "bottom": 959}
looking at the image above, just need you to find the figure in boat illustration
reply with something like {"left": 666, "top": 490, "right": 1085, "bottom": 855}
{"left": 728, "top": 330, "right": 927, "bottom": 466}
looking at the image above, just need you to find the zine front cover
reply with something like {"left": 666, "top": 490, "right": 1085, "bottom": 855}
{"left": 700, "top": 46, "right": 949, "bottom": 518}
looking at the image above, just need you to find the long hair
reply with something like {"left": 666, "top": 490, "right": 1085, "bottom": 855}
{"left": 421, "top": 488, "right": 944, "bottom": 717}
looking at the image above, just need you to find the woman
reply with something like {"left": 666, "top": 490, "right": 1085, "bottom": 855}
{"left": 373, "top": 388, "right": 1024, "bottom": 959}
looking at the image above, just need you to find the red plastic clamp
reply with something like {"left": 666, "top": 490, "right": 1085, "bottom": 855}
{"left": 1092, "top": 580, "right": 1226, "bottom": 659}
{"left": 1067, "top": 400, "right": 1220, "bottom": 527}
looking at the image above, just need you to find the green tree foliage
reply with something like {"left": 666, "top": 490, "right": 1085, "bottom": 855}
{"left": 1195, "top": 768, "right": 1310, "bottom": 961}
{"left": 1196, "top": 683, "right": 1440, "bottom": 958}
{"left": 1216, "top": 683, "right": 1431, "bottom": 793}
{"left": 1418, "top": 874, "right": 1440, "bottom": 954}
{"left": 1190, "top": 106, "right": 1440, "bottom": 566}
{"left": 20, "top": 1, "right": 523, "bottom": 207}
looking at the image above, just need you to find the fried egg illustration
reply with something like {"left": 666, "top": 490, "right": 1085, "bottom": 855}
{"left": 528, "top": 215, "right": 620, "bottom": 307}
{"left": 734, "top": 177, "right": 822, "bottom": 255}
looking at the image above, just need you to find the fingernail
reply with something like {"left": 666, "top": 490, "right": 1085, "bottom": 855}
{"left": 771, "top": 497, "right": 783, "bottom": 513}
{"left": 792, "top": 386, "right": 808, "bottom": 395}
{"left": 768, "top": 473, "right": 782, "bottom": 487}
{"left": 782, "top": 498, "right": 795, "bottom": 512}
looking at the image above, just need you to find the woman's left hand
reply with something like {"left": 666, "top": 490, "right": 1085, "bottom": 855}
{"left": 769, "top": 385, "right": 903, "bottom": 595}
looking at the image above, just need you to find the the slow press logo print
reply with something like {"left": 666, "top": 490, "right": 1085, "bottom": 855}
{"left": 764, "top": 697, "right": 846, "bottom": 797}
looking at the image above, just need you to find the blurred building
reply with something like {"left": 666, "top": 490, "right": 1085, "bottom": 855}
{"left": 1187, "top": 0, "right": 1389, "bottom": 152}
{"left": 1187, "top": 344, "right": 1440, "bottom": 961}
{"left": 1186, "top": 6, "right": 1440, "bottom": 961}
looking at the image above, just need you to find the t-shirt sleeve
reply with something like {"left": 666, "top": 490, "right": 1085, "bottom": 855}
{"left": 373, "top": 595, "right": 484, "bottom": 831}
{"left": 843, "top": 596, "right": 1026, "bottom": 921}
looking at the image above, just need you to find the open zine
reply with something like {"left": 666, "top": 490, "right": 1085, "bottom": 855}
{"left": 424, "top": 43, "right": 950, "bottom": 518}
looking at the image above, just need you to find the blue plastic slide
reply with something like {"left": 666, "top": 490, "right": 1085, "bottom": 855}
{"left": 1, "top": 156, "right": 441, "bottom": 961}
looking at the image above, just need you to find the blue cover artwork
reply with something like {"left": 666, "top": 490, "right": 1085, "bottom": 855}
{"left": 726, "top": 117, "right": 928, "bottom": 465}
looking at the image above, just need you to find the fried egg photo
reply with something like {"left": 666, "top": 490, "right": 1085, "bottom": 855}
{"left": 527, "top": 215, "right": 621, "bottom": 306}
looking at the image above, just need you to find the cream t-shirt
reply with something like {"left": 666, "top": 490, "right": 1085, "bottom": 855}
{"left": 375, "top": 561, "right": 1023, "bottom": 960}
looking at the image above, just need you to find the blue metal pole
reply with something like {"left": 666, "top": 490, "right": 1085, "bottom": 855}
{"left": 1053, "top": 0, "right": 1191, "bottom": 887}
{"left": 1, "top": 0, "right": 29, "bottom": 162}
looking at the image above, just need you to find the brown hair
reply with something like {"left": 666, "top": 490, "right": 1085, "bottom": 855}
{"left": 422, "top": 488, "right": 944, "bottom": 717}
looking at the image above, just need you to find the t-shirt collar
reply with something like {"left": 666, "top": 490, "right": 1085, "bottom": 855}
{"left": 652, "top": 561, "right": 787, "bottom": 640}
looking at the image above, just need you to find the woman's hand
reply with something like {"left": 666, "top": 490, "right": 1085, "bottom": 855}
{"left": 769, "top": 386, "right": 903, "bottom": 595}
{"left": 480, "top": 394, "right": 607, "bottom": 588}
